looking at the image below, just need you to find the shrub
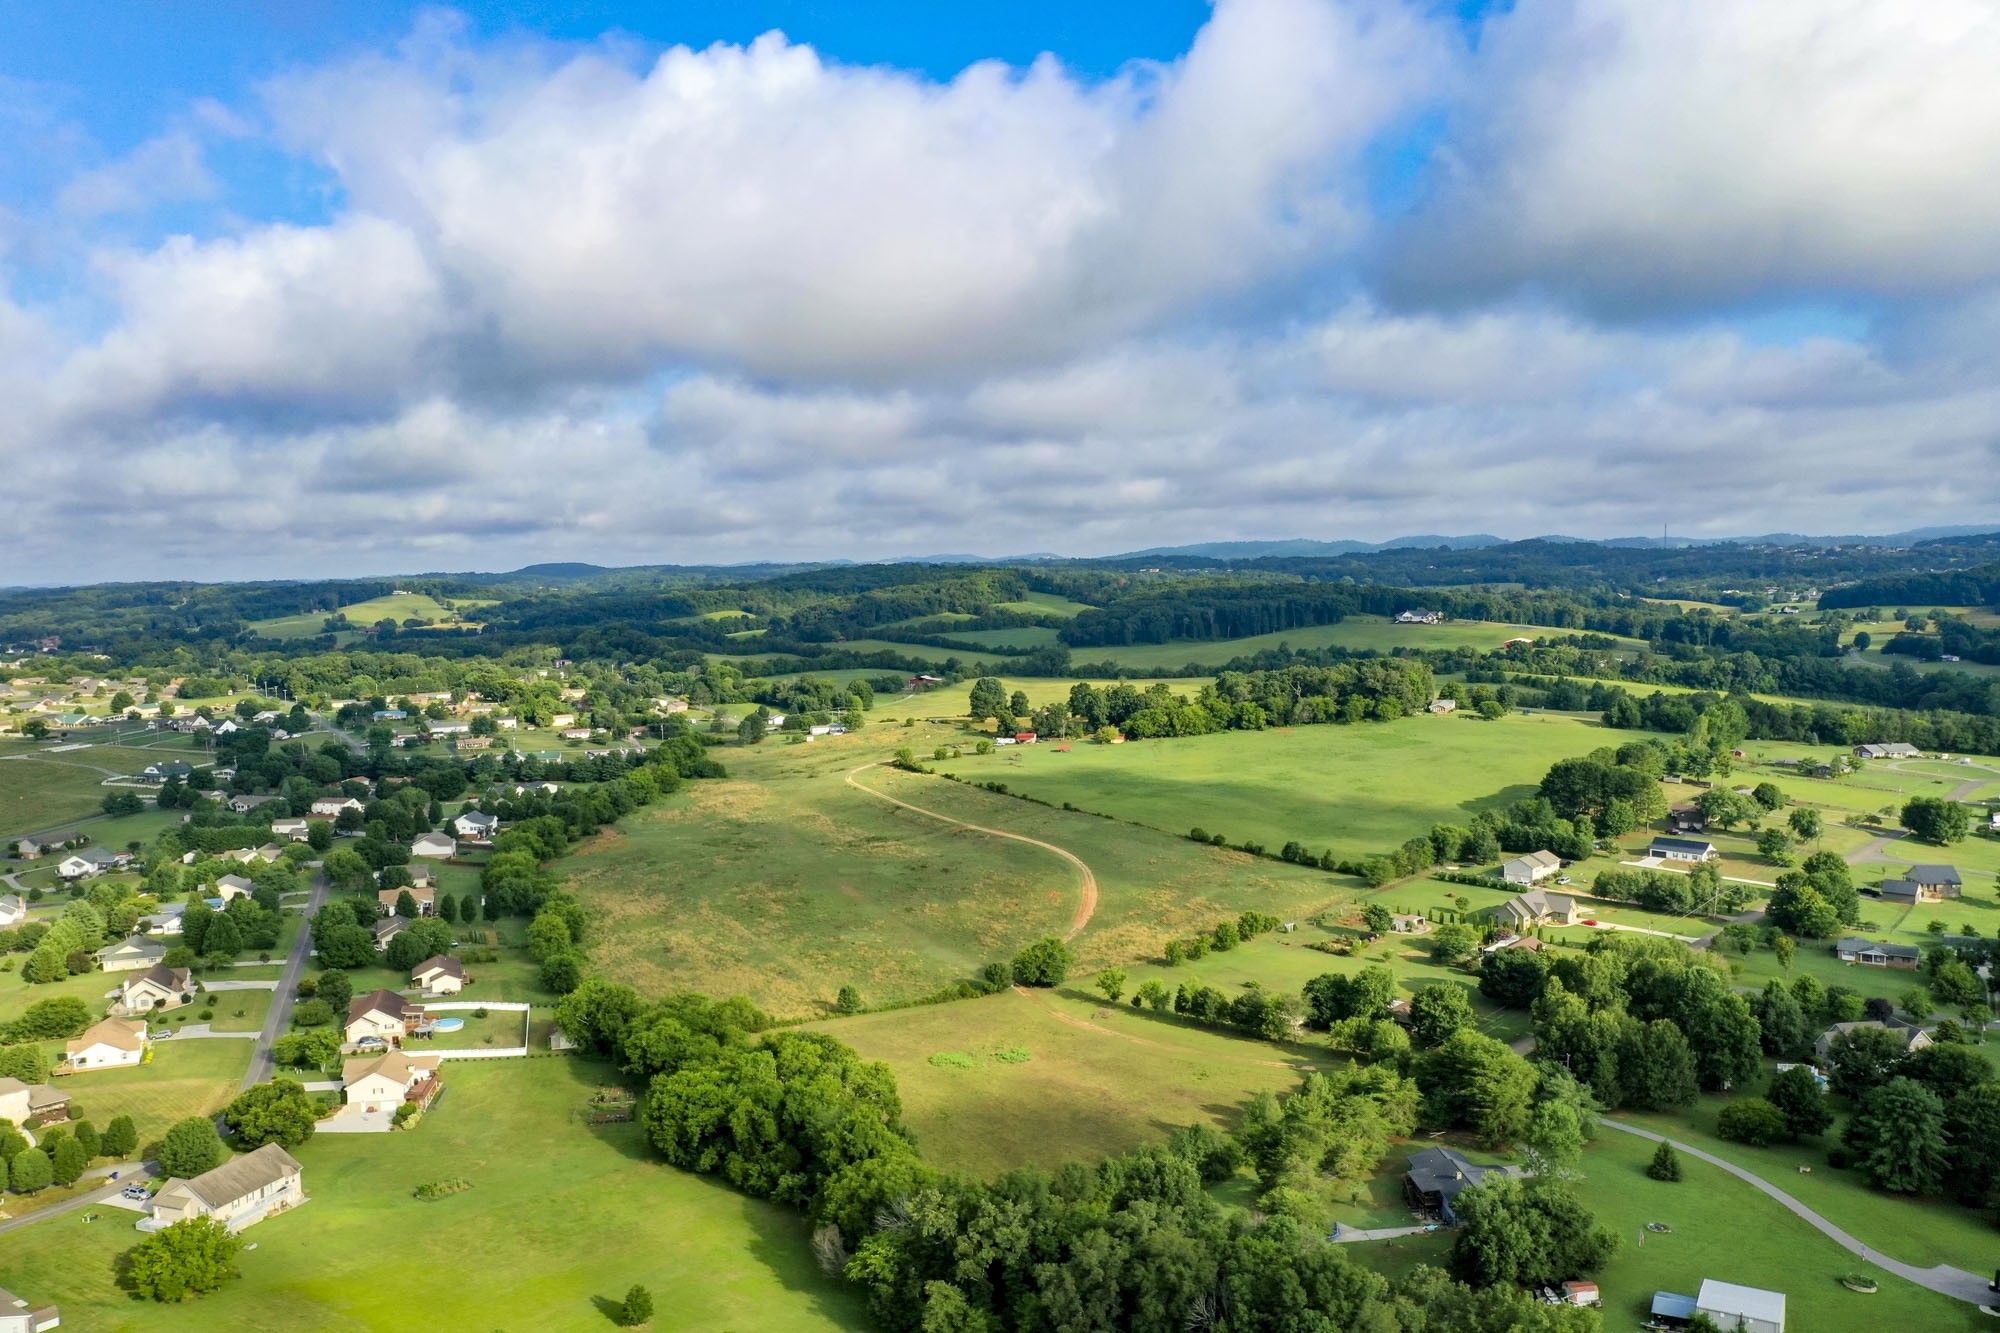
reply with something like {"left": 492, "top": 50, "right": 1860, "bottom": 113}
{"left": 1010, "top": 936, "right": 1072, "bottom": 988}
{"left": 413, "top": 1177, "right": 472, "bottom": 1200}
{"left": 290, "top": 999, "right": 334, "bottom": 1028}
{"left": 1717, "top": 1098, "right": 1791, "bottom": 1147}
{"left": 1645, "top": 1141, "right": 1682, "bottom": 1182}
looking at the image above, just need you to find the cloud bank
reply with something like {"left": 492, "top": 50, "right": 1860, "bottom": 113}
{"left": 4, "top": 0, "right": 1998, "bottom": 582}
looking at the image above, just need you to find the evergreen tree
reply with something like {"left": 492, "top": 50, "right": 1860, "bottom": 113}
{"left": 1645, "top": 1141, "right": 1682, "bottom": 1181}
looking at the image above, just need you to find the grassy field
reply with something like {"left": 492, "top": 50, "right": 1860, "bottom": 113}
{"left": 0, "top": 751, "right": 117, "bottom": 835}
{"left": 0, "top": 1059, "right": 868, "bottom": 1331}
{"left": 992, "top": 592, "right": 1096, "bottom": 617}
{"left": 933, "top": 711, "right": 1618, "bottom": 862}
{"left": 563, "top": 727, "right": 1349, "bottom": 1018}
{"left": 1060, "top": 617, "right": 1643, "bottom": 672}
{"left": 869, "top": 676, "right": 1214, "bottom": 719}
{"left": 39, "top": 1039, "right": 252, "bottom": 1147}
{"left": 248, "top": 592, "right": 490, "bottom": 640}
{"left": 804, "top": 987, "right": 1333, "bottom": 1178}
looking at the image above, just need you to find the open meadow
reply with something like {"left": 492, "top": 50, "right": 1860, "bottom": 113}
{"left": 0, "top": 1059, "right": 867, "bottom": 1332}
{"left": 248, "top": 592, "right": 494, "bottom": 640}
{"left": 564, "top": 727, "right": 1352, "bottom": 1018}
{"left": 804, "top": 986, "right": 1336, "bottom": 1178}
{"left": 934, "top": 710, "right": 1619, "bottom": 862}
{"left": 1062, "top": 616, "right": 1646, "bottom": 672}
{"left": 0, "top": 746, "right": 119, "bottom": 836}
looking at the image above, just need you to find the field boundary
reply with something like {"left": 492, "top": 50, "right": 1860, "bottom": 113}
{"left": 844, "top": 762, "right": 1099, "bottom": 939}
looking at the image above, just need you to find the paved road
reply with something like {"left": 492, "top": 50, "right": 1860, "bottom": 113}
{"left": 1595, "top": 1118, "right": 1995, "bottom": 1306}
{"left": 0, "top": 1162, "right": 156, "bottom": 1238}
{"left": 1331, "top": 1224, "right": 1437, "bottom": 1243}
{"left": 240, "top": 873, "right": 328, "bottom": 1091}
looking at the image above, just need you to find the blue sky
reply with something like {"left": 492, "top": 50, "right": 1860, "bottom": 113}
{"left": 0, "top": 0, "right": 1993, "bottom": 581}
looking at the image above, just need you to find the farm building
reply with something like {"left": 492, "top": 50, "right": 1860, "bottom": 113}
{"left": 1695, "top": 1279, "right": 1786, "bottom": 1333}
{"left": 1501, "top": 849, "right": 1563, "bottom": 885}
{"left": 1649, "top": 836, "right": 1717, "bottom": 862}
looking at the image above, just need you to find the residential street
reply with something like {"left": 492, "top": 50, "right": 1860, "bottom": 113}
{"left": 240, "top": 872, "right": 328, "bottom": 1091}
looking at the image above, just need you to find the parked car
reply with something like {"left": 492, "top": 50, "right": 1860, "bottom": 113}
{"left": 1582, "top": 918, "right": 1600, "bottom": 926}
{"left": 121, "top": 1185, "right": 149, "bottom": 1200}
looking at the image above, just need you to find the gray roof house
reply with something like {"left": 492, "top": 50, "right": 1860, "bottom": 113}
{"left": 1880, "top": 864, "right": 1965, "bottom": 903}
{"left": 1854, "top": 742, "right": 1919, "bottom": 760}
{"left": 1403, "top": 1146, "right": 1501, "bottom": 1224}
{"left": 1501, "top": 849, "right": 1563, "bottom": 885}
{"left": 1650, "top": 835, "right": 1717, "bottom": 862}
{"left": 1696, "top": 1279, "right": 1786, "bottom": 1333}
{"left": 1834, "top": 937, "right": 1921, "bottom": 969}
{"left": 1496, "top": 887, "right": 1579, "bottom": 930}
{"left": 1814, "top": 1020, "right": 1933, "bottom": 1062}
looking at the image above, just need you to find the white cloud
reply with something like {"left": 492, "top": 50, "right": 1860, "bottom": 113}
{"left": 1387, "top": 0, "right": 2000, "bottom": 309}
{"left": 56, "top": 130, "right": 215, "bottom": 218}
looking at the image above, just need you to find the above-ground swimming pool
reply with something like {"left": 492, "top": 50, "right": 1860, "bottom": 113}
{"left": 429, "top": 1017, "right": 465, "bottom": 1033}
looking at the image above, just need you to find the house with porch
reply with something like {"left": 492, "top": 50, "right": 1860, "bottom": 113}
{"left": 147, "top": 1142, "right": 304, "bottom": 1232}
{"left": 63, "top": 1017, "right": 149, "bottom": 1070}
{"left": 341, "top": 1050, "right": 443, "bottom": 1114}
{"left": 1880, "top": 864, "right": 1962, "bottom": 903}
{"left": 346, "top": 989, "right": 425, "bottom": 1044}
{"left": 1834, "top": 937, "right": 1921, "bottom": 969}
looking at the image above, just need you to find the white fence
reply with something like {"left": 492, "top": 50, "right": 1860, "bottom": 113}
{"left": 423, "top": 1000, "right": 531, "bottom": 1059}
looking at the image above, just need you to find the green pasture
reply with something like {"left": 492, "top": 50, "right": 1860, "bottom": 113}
{"left": 937, "top": 710, "right": 1618, "bottom": 862}
{"left": 992, "top": 592, "right": 1096, "bottom": 617}
{"left": 563, "top": 727, "right": 1347, "bottom": 1018}
{"left": 36, "top": 1038, "right": 251, "bottom": 1147}
{"left": 0, "top": 1060, "right": 867, "bottom": 1332}
{"left": 869, "top": 675, "right": 1214, "bottom": 717}
{"left": 1574, "top": 1123, "right": 1979, "bottom": 1330}
{"left": 249, "top": 592, "right": 486, "bottom": 640}
{"left": 1063, "top": 617, "right": 1646, "bottom": 673}
{"left": 945, "top": 626, "right": 1064, "bottom": 650}
{"left": 0, "top": 755, "right": 118, "bottom": 835}
{"left": 804, "top": 986, "right": 1330, "bottom": 1178}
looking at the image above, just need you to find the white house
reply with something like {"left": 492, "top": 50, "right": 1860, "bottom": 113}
{"left": 1502, "top": 850, "right": 1563, "bottom": 886}
{"left": 213, "top": 874, "right": 256, "bottom": 901}
{"left": 310, "top": 796, "right": 365, "bottom": 817}
{"left": 63, "top": 1017, "right": 149, "bottom": 1070}
{"left": 138, "top": 902, "right": 186, "bottom": 935}
{"left": 0, "top": 1284, "right": 60, "bottom": 1333}
{"left": 120, "top": 964, "right": 192, "bottom": 1012}
{"left": 0, "top": 1078, "right": 69, "bottom": 1130}
{"left": 96, "top": 935, "right": 168, "bottom": 973}
{"left": 411, "top": 832, "right": 456, "bottom": 860}
{"left": 1650, "top": 836, "right": 1718, "bottom": 862}
{"left": 57, "top": 847, "right": 122, "bottom": 880}
{"left": 548, "top": 713, "right": 576, "bottom": 729}
{"left": 412, "top": 955, "right": 466, "bottom": 995}
{"left": 148, "top": 1143, "right": 304, "bottom": 1232}
{"left": 453, "top": 810, "right": 501, "bottom": 841}
{"left": 0, "top": 894, "right": 25, "bottom": 927}
{"left": 346, "top": 989, "right": 424, "bottom": 1044}
{"left": 426, "top": 720, "right": 470, "bottom": 736}
{"left": 341, "top": 1051, "right": 442, "bottom": 1113}
{"left": 371, "top": 916, "right": 409, "bottom": 951}
{"left": 377, "top": 885, "right": 436, "bottom": 916}
{"left": 271, "top": 818, "right": 311, "bottom": 841}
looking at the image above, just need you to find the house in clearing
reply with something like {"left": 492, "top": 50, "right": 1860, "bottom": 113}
{"left": 346, "top": 989, "right": 424, "bottom": 1044}
{"left": 1426, "top": 698, "right": 1456, "bottom": 714}
{"left": 96, "top": 934, "right": 167, "bottom": 973}
{"left": 0, "top": 1285, "right": 60, "bottom": 1333}
{"left": 1834, "top": 937, "right": 1921, "bottom": 969}
{"left": 1496, "top": 887, "right": 1578, "bottom": 930}
{"left": 141, "top": 760, "right": 194, "bottom": 783}
{"left": 138, "top": 902, "right": 186, "bottom": 935}
{"left": 271, "top": 817, "right": 311, "bottom": 841}
{"left": 342, "top": 1050, "right": 442, "bottom": 1114}
{"left": 147, "top": 1142, "right": 304, "bottom": 1232}
{"left": 1854, "top": 742, "right": 1919, "bottom": 760}
{"left": 412, "top": 955, "right": 466, "bottom": 995}
{"left": 1880, "top": 864, "right": 1962, "bottom": 903}
{"left": 57, "top": 847, "right": 124, "bottom": 880}
{"left": 1403, "top": 1146, "right": 1501, "bottom": 1223}
{"left": 119, "top": 963, "right": 192, "bottom": 1013}
{"left": 1394, "top": 609, "right": 1443, "bottom": 625}
{"left": 1501, "top": 849, "right": 1563, "bottom": 886}
{"left": 371, "top": 916, "right": 410, "bottom": 951}
{"left": 213, "top": 873, "right": 256, "bottom": 901}
{"left": 0, "top": 1077, "right": 69, "bottom": 1129}
{"left": 0, "top": 894, "right": 24, "bottom": 927}
{"left": 227, "top": 793, "right": 279, "bottom": 814}
{"left": 1813, "top": 1020, "right": 1932, "bottom": 1062}
{"left": 378, "top": 885, "right": 436, "bottom": 916}
{"left": 310, "top": 796, "right": 365, "bottom": 817}
{"left": 1649, "top": 835, "right": 1717, "bottom": 862}
{"left": 63, "top": 1017, "right": 149, "bottom": 1070}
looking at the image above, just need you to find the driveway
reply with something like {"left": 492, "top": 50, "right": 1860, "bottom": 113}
{"left": 0, "top": 1163, "right": 156, "bottom": 1237}
{"left": 1595, "top": 1118, "right": 1995, "bottom": 1306}
{"left": 315, "top": 1106, "right": 392, "bottom": 1133}
{"left": 240, "top": 872, "right": 329, "bottom": 1091}
{"left": 156, "top": 1025, "right": 257, "bottom": 1040}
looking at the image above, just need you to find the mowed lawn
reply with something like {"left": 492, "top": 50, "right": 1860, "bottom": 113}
{"left": 0, "top": 1060, "right": 868, "bottom": 1332}
{"left": 564, "top": 735, "right": 1349, "bottom": 1018}
{"left": 804, "top": 987, "right": 1333, "bottom": 1179}
{"left": 935, "top": 711, "right": 1620, "bottom": 861}
{"left": 37, "top": 1039, "right": 252, "bottom": 1148}
{"left": 0, "top": 751, "right": 117, "bottom": 834}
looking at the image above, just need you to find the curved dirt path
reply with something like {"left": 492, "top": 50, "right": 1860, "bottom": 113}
{"left": 845, "top": 762, "right": 1098, "bottom": 939}
{"left": 1595, "top": 1118, "right": 1993, "bottom": 1306}
{"left": 1846, "top": 827, "right": 1912, "bottom": 866}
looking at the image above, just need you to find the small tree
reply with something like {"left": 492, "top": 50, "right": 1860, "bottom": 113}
{"left": 1094, "top": 968, "right": 1128, "bottom": 1004}
{"left": 8, "top": 1147, "right": 53, "bottom": 1193}
{"left": 158, "top": 1117, "right": 225, "bottom": 1179}
{"left": 1645, "top": 1141, "right": 1682, "bottom": 1182}
{"left": 102, "top": 1115, "right": 139, "bottom": 1160}
{"left": 834, "top": 985, "right": 863, "bottom": 1014}
{"left": 1362, "top": 904, "right": 1394, "bottom": 933}
{"left": 50, "top": 1136, "right": 86, "bottom": 1186}
{"left": 126, "top": 1217, "right": 244, "bottom": 1302}
{"left": 72, "top": 1119, "right": 100, "bottom": 1159}
{"left": 1010, "top": 936, "right": 1073, "bottom": 988}
{"left": 621, "top": 1283, "right": 654, "bottom": 1327}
